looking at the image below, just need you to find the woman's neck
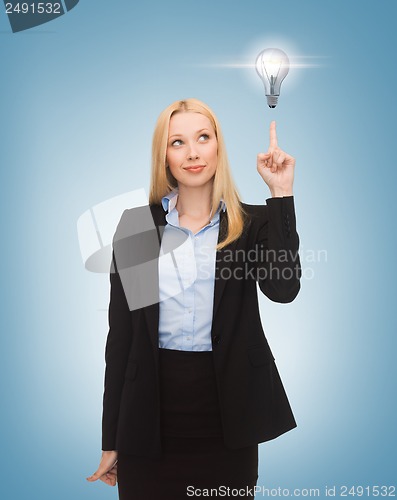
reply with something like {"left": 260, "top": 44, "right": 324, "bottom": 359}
{"left": 175, "top": 183, "right": 213, "bottom": 219}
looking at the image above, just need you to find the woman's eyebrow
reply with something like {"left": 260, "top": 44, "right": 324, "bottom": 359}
{"left": 169, "top": 128, "right": 210, "bottom": 139}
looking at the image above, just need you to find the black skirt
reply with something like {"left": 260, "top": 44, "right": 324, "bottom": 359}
{"left": 117, "top": 348, "right": 258, "bottom": 499}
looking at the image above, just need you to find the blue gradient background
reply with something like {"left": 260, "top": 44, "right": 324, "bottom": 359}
{"left": 1, "top": 1, "right": 396, "bottom": 498}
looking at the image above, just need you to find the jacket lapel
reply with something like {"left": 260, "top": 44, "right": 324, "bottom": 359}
{"left": 142, "top": 205, "right": 166, "bottom": 351}
{"left": 211, "top": 208, "right": 239, "bottom": 320}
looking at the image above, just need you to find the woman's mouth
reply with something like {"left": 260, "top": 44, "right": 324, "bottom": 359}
{"left": 184, "top": 165, "right": 206, "bottom": 173}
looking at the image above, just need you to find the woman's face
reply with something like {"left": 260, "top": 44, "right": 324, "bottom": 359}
{"left": 166, "top": 111, "right": 218, "bottom": 190}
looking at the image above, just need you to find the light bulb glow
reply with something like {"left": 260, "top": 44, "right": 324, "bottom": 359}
{"left": 256, "top": 48, "right": 290, "bottom": 108}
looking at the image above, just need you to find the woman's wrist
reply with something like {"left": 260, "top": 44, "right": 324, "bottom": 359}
{"left": 270, "top": 188, "right": 293, "bottom": 197}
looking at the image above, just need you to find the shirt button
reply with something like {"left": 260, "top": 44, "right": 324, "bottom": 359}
{"left": 212, "top": 335, "right": 221, "bottom": 345}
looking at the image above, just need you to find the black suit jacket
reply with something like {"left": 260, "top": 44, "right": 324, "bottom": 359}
{"left": 101, "top": 196, "right": 301, "bottom": 458}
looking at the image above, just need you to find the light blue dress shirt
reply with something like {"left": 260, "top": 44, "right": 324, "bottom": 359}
{"left": 158, "top": 188, "right": 226, "bottom": 351}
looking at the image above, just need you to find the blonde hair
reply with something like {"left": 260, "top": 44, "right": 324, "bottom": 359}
{"left": 149, "top": 98, "right": 247, "bottom": 250}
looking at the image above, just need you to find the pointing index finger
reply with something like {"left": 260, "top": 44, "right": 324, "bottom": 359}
{"left": 269, "top": 120, "right": 278, "bottom": 149}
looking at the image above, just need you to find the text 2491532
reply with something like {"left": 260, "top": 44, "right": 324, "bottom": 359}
{"left": 5, "top": 3, "right": 62, "bottom": 14}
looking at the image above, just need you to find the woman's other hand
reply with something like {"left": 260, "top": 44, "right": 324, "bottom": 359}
{"left": 86, "top": 450, "right": 118, "bottom": 486}
{"left": 257, "top": 121, "right": 295, "bottom": 197}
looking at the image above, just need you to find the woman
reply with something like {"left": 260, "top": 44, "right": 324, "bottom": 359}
{"left": 87, "top": 98, "right": 301, "bottom": 499}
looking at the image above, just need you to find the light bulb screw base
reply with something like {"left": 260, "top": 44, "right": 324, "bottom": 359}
{"left": 266, "top": 95, "right": 279, "bottom": 108}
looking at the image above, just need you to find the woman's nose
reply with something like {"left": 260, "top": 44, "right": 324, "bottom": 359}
{"left": 187, "top": 145, "right": 199, "bottom": 160}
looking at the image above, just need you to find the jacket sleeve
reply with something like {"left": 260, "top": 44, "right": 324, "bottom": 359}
{"left": 254, "top": 196, "right": 301, "bottom": 303}
{"left": 101, "top": 210, "right": 133, "bottom": 451}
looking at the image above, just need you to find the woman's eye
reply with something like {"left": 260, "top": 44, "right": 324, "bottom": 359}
{"left": 171, "top": 139, "right": 183, "bottom": 146}
{"left": 198, "top": 134, "right": 209, "bottom": 142}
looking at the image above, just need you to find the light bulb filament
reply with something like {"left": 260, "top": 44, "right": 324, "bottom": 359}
{"left": 270, "top": 75, "right": 275, "bottom": 94}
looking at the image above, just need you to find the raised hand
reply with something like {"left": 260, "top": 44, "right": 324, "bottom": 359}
{"left": 86, "top": 450, "right": 118, "bottom": 487}
{"left": 257, "top": 121, "right": 295, "bottom": 197}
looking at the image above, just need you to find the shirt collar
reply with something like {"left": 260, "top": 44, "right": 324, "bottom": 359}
{"left": 161, "top": 187, "right": 227, "bottom": 215}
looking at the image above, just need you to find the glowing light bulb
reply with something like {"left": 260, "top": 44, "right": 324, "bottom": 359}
{"left": 255, "top": 48, "right": 290, "bottom": 108}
